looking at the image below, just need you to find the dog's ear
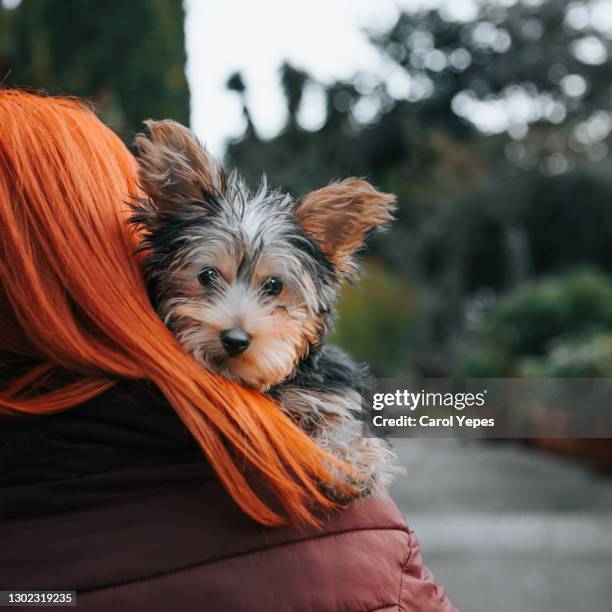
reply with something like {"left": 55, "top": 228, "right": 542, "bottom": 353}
{"left": 132, "top": 119, "right": 225, "bottom": 212}
{"left": 294, "top": 179, "right": 396, "bottom": 279}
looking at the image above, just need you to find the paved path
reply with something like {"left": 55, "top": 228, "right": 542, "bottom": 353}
{"left": 390, "top": 439, "right": 612, "bottom": 612}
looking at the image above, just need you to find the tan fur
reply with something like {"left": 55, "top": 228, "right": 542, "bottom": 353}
{"left": 295, "top": 179, "right": 396, "bottom": 278}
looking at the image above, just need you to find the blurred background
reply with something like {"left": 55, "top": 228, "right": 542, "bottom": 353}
{"left": 2, "top": 0, "right": 612, "bottom": 609}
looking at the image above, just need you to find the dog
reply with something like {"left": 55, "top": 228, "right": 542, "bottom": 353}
{"left": 131, "top": 120, "right": 400, "bottom": 498}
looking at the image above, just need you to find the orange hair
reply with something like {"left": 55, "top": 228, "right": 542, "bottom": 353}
{"left": 0, "top": 90, "right": 354, "bottom": 526}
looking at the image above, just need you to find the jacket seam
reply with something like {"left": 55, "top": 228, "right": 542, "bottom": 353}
{"left": 397, "top": 529, "right": 415, "bottom": 612}
{"left": 77, "top": 525, "right": 411, "bottom": 596}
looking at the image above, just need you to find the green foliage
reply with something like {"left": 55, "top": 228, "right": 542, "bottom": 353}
{"left": 520, "top": 333, "right": 612, "bottom": 377}
{"left": 0, "top": 0, "right": 190, "bottom": 138}
{"left": 329, "top": 261, "right": 415, "bottom": 377}
{"left": 459, "top": 268, "right": 612, "bottom": 377}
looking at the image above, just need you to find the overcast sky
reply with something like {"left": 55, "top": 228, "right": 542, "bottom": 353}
{"left": 184, "top": 0, "right": 444, "bottom": 156}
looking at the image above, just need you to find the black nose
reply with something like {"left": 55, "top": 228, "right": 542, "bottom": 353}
{"left": 220, "top": 327, "right": 251, "bottom": 356}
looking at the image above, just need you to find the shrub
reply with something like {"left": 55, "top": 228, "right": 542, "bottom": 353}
{"left": 458, "top": 268, "right": 612, "bottom": 377}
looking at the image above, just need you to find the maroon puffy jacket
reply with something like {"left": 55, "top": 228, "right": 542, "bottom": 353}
{"left": 0, "top": 381, "right": 456, "bottom": 611}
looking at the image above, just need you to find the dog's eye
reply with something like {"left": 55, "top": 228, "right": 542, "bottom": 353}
{"left": 261, "top": 277, "right": 283, "bottom": 297}
{"left": 198, "top": 266, "right": 219, "bottom": 287}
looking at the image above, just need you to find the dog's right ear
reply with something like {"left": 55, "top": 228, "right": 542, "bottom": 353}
{"left": 132, "top": 119, "right": 225, "bottom": 215}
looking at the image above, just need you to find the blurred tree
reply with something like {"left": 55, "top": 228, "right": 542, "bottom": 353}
{"left": 373, "top": 0, "right": 612, "bottom": 153}
{"left": 280, "top": 62, "right": 308, "bottom": 127}
{"left": 0, "top": 0, "right": 189, "bottom": 138}
{"left": 226, "top": 71, "right": 255, "bottom": 138}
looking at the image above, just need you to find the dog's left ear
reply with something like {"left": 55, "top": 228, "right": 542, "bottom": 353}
{"left": 294, "top": 179, "right": 396, "bottom": 279}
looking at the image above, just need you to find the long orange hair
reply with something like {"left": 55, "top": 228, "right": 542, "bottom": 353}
{"left": 0, "top": 90, "right": 354, "bottom": 526}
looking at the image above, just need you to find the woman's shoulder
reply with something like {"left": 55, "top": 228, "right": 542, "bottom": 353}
{"left": 1, "top": 476, "right": 455, "bottom": 611}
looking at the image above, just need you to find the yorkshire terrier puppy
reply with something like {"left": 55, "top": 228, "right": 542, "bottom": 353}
{"left": 131, "top": 120, "right": 400, "bottom": 498}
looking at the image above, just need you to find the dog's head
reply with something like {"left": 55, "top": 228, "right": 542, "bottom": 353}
{"left": 132, "top": 120, "right": 395, "bottom": 390}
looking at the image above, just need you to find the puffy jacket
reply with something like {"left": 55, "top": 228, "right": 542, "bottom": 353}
{"left": 0, "top": 380, "right": 456, "bottom": 611}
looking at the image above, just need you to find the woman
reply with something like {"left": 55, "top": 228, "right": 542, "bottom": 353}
{"left": 0, "top": 90, "right": 455, "bottom": 611}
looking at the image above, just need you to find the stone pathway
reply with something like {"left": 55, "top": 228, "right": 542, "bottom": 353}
{"left": 391, "top": 439, "right": 612, "bottom": 612}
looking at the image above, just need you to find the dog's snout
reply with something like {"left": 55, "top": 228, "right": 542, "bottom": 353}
{"left": 220, "top": 327, "right": 251, "bottom": 356}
